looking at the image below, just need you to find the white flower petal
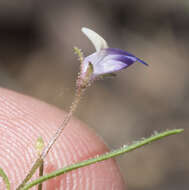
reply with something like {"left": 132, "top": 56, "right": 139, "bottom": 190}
{"left": 81, "top": 27, "right": 108, "bottom": 51}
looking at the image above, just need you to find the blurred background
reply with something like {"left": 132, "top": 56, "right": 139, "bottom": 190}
{"left": 0, "top": 0, "right": 188, "bottom": 189}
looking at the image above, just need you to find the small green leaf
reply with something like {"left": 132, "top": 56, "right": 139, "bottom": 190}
{"left": 87, "top": 62, "right": 94, "bottom": 75}
{"left": 0, "top": 167, "right": 10, "bottom": 190}
{"left": 36, "top": 137, "right": 44, "bottom": 155}
{"left": 74, "top": 46, "right": 84, "bottom": 63}
{"left": 101, "top": 73, "right": 116, "bottom": 79}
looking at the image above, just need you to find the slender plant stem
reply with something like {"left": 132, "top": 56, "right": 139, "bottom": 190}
{"left": 41, "top": 88, "right": 83, "bottom": 159}
{"left": 16, "top": 158, "right": 43, "bottom": 190}
{"left": 16, "top": 88, "right": 84, "bottom": 190}
{"left": 21, "top": 129, "right": 183, "bottom": 190}
{"left": 37, "top": 160, "right": 44, "bottom": 190}
{"left": 0, "top": 168, "right": 10, "bottom": 190}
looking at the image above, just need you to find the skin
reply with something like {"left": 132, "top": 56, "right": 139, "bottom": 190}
{"left": 0, "top": 88, "right": 125, "bottom": 189}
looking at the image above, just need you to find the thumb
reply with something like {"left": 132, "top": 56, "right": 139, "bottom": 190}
{"left": 0, "top": 88, "right": 125, "bottom": 190}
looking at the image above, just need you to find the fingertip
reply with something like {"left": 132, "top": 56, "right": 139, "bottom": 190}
{"left": 0, "top": 88, "right": 126, "bottom": 189}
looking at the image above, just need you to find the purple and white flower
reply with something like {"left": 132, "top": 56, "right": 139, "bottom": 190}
{"left": 80, "top": 27, "right": 148, "bottom": 83}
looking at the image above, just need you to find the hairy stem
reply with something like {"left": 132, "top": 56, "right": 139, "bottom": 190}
{"left": 41, "top": 88, "right": 83, "bottom": 159}
{"left": 16, "top": 88, "right": 84, "bottom": 190}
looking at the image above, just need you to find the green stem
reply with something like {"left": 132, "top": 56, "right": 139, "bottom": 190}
{"left": 38, "top": 160, "right": 44, "bottom": 190}
{"left": 21, "top": 129, "right": 183, "bottom": 190}
{"left": 0, "top": 168, "right": 10, "bottom": 190}
{"left": 16, "top": 158, "right": 43, "bottom": 190}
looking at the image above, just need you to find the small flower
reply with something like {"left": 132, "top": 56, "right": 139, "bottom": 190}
{"left": 77, "top": 27, "right": 148, "bottom": 88}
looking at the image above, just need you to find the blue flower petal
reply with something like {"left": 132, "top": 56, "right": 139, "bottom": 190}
{"left": 106, "top": 48, "right": 148, "bottom": 66}
{"left": 81, "top": 47, "right": 147, "bottom": 80}
{"left": 94, "top": 57, "right": 127, "bottom": 75}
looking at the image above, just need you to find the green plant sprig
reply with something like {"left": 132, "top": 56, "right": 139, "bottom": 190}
{"left": 21, "top": 129, "right": 183, "bottom": 190}
{"left": 0, "top": 167, "right": 10, "bottom": 190}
